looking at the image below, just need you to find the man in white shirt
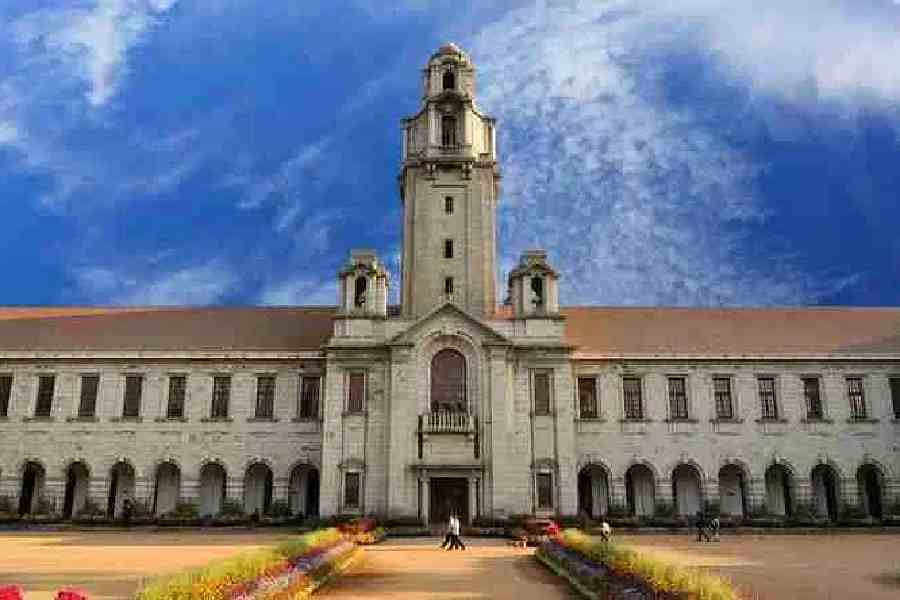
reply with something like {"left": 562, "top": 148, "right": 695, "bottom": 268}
{"left": 449, "top": 513, "right": 466, "bottom": 550}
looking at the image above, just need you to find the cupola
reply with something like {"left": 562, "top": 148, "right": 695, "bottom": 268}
{"left": 507, "top": 250, "right": 560, "bottom": 317}
{"left": 338, "top": 249, "right": 389, "bottom": 317}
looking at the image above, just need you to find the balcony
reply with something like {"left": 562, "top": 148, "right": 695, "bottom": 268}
{"left": 420, "top": 412, "right": 474, "bottom": 434}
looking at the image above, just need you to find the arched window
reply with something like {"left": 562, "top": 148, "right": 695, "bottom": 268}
{"left": 442, "top": 70, "right": 455, "bottom": 91}
{"left": 441, "top": 116, "right": 457, "bottom": 147}
{"left": 431, "top": 349, "right": 466, "bottom": 413}
{"left": 354, "top": 276, "right": 367, "bottom": 308}
{"left": 531, "top": 276, "right": 544, "bottom": 308}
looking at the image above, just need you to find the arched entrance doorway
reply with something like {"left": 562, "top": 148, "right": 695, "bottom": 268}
{"left": 199, "top": 463, "right": 227, "bottom": 517}
{"left": 811, "top": 464, "right": 840, "bottom": 521}
{"left": 18, "top": 461, "right": 46, "bottom": 515}
{"left": 672, "top": 464, "right": 703, "bottom": 517}
{"left": 431, "top": 349, "right": 466, "bottom": 413}
{"left": 577, "top": 465, "right": 609, "bottom": 518}
{"left": 244, "top": 463, "right": 273, "bottom": 516}
{"left": 62, "top": 462, "right": 90, "bottom": 519}
{"left": 765, "top": 464, "right": 793, "bottom": 517}
{"left": 718, "top": 464, "right": 747, "bottom": 517}
{"left": 153, "top": 462, "right": 181, "bottom": 516}
{"left": 107, "top": 461, "right": 135, "bottom": 517}
{"left": 625, "top": 464, "right": 655, "bottom": 517}
{"left": 288, "top": 464, "right": 319, "bottom": 517}
{"left": 857, "top": 464, "right": 883, "bottom": 519}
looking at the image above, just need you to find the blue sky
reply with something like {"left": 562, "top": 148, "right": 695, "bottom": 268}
{"left": 0, "top": 0, "right": 898, "bottom": 308}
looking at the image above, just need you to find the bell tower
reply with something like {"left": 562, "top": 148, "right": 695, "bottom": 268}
{"left": 399, "top": 43, "right": 500, "bottom": 319}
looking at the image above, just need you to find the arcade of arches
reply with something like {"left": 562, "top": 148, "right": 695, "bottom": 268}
{"left": 577, "top": 461, "right": 889, "bottom": 520}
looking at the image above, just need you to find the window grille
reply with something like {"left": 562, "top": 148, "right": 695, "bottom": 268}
{"left": 847, "top": 377, "right": 866, "bottom": 419}
{"left": 623, "top": 377, "right": 643, "bottom": 420}
{"left": 533, "top": 372, "right": 551, "bottom": 415}
{"left": 79, "top": 375, "right": 99, "bottom": 418}
{"left": 445, "top": 196, "right": 453, "bottom": 214}
{"left": 891, "top": 378, "right": 900, "bottom": 419}
{"left": 300, "top": 377, "right": 320, "bottom": 419}
{"left": 758, "top": 377, "right": 778, "bottom": 420}
{"left": 668, "top": 377, "right": 688, "bottom": 420}
{"left": 0, "top": 375, "right": 13, "bottom": 418}
{"left": 803, "top": 378, "right": 823, "bottom": 420}
{"left": 167, "top": 376, "right": 186, "bottom": 419}
{"left": 444, "top": 277, "right": 454, "bottom": 299}
{"left": 444, "top": 239, "right": 454, "bottom": 259}
{"left": 344, "top": 472, "right": 360, "bottom": 509}
{"left": 256, "top": 376, "right": 276, "bottom": 419}
{"left": 211, "top": 376, "right": 231, "bottom": 419}
{"left": 35, "top": 375, "right": 55, "bottom": 417}
{"left": 431, "top": 350, "right": 466, "bottom": 413}
{"left": 536, "top": 473, "right": 553, "bottom": 509}
{"left": 713, "top": 377, "right": 733, "bottom": 419}
{"left": 348, "top": 373, "right": 365, "bottom": 413}
{"left": 441, "top": 116, "right": 457, "bottom": 147}
{"left": 123, "top": 375, "right": 142, "bottom": 418}
{"left": 577, "top": 377, "right": 598, "bottom": 419}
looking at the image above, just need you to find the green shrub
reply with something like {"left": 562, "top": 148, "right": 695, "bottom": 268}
{"left": 164, "top": 502, "right": 199, "bottom": 520}
{"left": 268, "top": 500, "right": 292, "bottom": 518}
{"left": 653, "top": 501, "right": 674, "bottom": 517}
{"left": 34, "top": 495, "right": 55, "bottom": 516}
{"left": 556, "top": 529, "right": 740, "bottom": 600}
{"left": 76, "top": 497, "right": 105, "bottom": 518}
{"left": 220, "top": 499, "right": 245, "bottom": 517}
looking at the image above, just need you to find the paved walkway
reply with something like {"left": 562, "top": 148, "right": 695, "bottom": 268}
{"left": 318, "top": 538, "right": 577, "bottom": 600}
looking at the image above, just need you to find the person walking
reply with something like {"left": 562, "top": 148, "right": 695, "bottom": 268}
{"left": 440, "top": 514, "right": 454, "bottom": 549}
{"left": 599, "top": 521, "right": 612, "bottom": 543}
{"left": 695, "top": 510, "right": 710, "bottom": 542}
{"left": 449, "top": 513, "right": 466, "bottom": 550}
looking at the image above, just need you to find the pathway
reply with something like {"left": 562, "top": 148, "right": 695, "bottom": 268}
{"left": 318, "top": 538, "right": 577, "bottom": 600}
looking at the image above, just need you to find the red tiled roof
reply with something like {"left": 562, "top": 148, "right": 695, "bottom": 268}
{"left": 562, "top": 306, "right": 900, "bottom": 357}
{"left": 0, "top": 307, "right": 336, "bottom": 351}
{"left": 0, "top": 305, "right": 897, "bottom": 357}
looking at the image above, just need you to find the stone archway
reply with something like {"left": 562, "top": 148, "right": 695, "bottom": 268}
{"left": 62, "top": 461, "right": 91, "bottom": 519}
{"left": 625, "top": 464, "right": 655, "bottom": 517}
{"left": 107, "top": 461, "right": 136, "bottom": 517}
{"left": 765, "top": 464, "right": 793, "bottom": 517}
{"left": 577, "top": 465, "right": 610, "bottom": 518}
{"left": 857, "top": 464, "right": 884, "bottom": 519}
{"left": 811, "top": 464, "right": 840, "bottom": 521}
{"left": 199, "top": 462, "right": 227, "bottom": 517}
{"left": 244, "top": 462, "right": 273, "bottom": 516}
{"left": 672, "top": 464, "right": 703, "bottom": 517}
{"left": 153, "top": 461, "right": 181, "bottom": 516}
{"left": 288, "top": 464, "right": 319, "bottom": 517}
{"left": 718, "top": 464, "right": 748, "bottom": 517}
{"left": 18, "top": 461, "right": 46, "bottom": 515}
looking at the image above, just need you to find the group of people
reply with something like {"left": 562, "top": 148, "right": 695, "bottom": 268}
{"left": 695, "top": 512, "right": 721, "bottom": 542}
{"left": 440, "top": 513, "right": 467, "bottom": 550}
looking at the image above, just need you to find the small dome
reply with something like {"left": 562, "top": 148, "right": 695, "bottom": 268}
{"left": 438, "top": 42, "right": 461, "bottom": 55}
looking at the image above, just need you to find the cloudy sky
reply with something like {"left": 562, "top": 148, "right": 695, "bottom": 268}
{"left": 1, "top": 0, "right": 898, "bottom": 308}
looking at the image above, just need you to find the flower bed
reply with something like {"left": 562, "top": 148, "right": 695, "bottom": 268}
{"left": 135, "top": 528, "right": 358, "bottom": 600}
{"left": 536, "top": 529, "right": 742, "bottom": 600}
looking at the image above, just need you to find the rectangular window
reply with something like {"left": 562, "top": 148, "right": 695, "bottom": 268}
{"left": 891, "top": 378, "right": 900, "bottom": 419}
{"left": 577, "top": 377, "right": 598, "bottom": 419}
{"left": 78, "top": 375, "right": 99, "bottom": 418}
{"left": 713, "top": 377, "right": 733, "bottom": 420}
{"left": 445, "top": 196, "right": 453, "bottom": 214}
{"left": 667, "top": 377, "right": 688, "bottom": 420}
{"left": 347, "top": 373, "right": 365, "bottom": 413}
{"left": 211, "top": 376, "right": 231, "bottom": 419}
{"left": 256, "top": 376, "right": 276, "bottom": 419}
{"left": 444, "top": 276, "right": 454, "bottom": 298}
{"left": 803, "top": 377, "right": 823, "bottom": 420}
{"left": 758, "top": 377, "right": 778, "bottom": 420}
{"left": 847, "top": 377, "right": 867, "bottom": 420}
{"left": 35, "top": 375, "right": 55, "bottom": 417}
{"left": 533, "top": 372, "right": 551, "bottom": 415}
{"left": 344, "top": 472, "right": 360, "bottom": 509}
{"left": 623, "top": 377, "right": 643, "bottom": 420}
{"left": 536, "top": 473, "right": 553, "bottom": 509}
{"left": 167, "top": 376, "right": 186, "bottom": 419}
{"left": 122, "top": 375, "right": 142, "bottom": 418}
{"left": 444, "top": 239, "right": 454, "bottom": 259}
{"left": 0, "top": 375, "right": 12, "bottom": 418}
{"left": 300, "top": 376, "right": 320, "bottom": 419}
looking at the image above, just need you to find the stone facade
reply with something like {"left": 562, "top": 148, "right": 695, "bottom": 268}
{"left": 0, "top": 44, "right": 898, "bottom": 524}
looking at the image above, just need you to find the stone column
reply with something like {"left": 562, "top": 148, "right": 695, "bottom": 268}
{"left": 420, "top": 475, "right": 430, "bottom": 526}
{"left": 468, "top": 476, "right": 477, "bottom": 524}
{"left": 182, "top": 478, "right": 200, "bottom": 508}
{"left": 609, "top": 476, "right": 627, "bottom": 514}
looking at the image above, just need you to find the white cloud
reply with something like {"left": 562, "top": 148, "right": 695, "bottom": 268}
{"left": 13, "top": 0, "right": 180, "bottom": 107}
{"left": 73, "top": 260, "right": 238, "bottom": 305}
{"left": 472, "top": 1, "right": 860, "bottom": 306}
{"left": 258, "top": 276, "right": 337, "bottom": 306}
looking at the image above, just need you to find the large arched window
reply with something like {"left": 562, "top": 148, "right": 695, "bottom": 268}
{"left": 441, "top": 116, "right": 457, "bottom": 147}
{"left": 431, "top": 349, "right": 466, "bottom": 413}
{"left": 442, "top": 70, "right": 455, "bottom": 91}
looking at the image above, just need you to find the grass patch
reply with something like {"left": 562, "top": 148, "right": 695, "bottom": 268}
{"left": 135, "top": 528, "right": 345, "bottom": 600}
{"left": 543, "top": 529, "right": 742, "bottom": 599}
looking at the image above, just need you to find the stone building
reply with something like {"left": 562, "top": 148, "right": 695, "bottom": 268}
{"left": 1, "top": 44, "right": 899, "bottom": 525}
